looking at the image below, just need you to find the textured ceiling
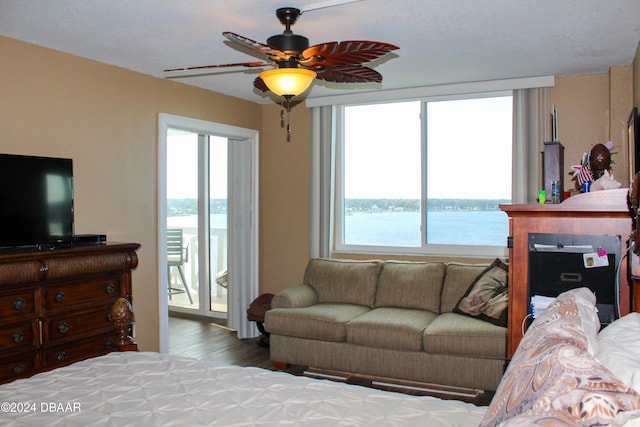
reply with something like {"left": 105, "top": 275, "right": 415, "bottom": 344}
{"left": 1, "top": 0, "right": 639, "bottom": 104}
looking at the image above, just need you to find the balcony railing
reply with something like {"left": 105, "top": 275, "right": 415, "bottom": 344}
{"left": 169, "top": 226, "right": 228, "bottom": 297}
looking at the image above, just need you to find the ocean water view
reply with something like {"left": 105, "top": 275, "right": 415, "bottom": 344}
{"left": 167, "top": 211, "right": 509, "bottom": 248}
{"left": 166, "top": 199, "right": 509, "bottom": 248}
{"left": 167, "top": 214, "right": 227, "bottom": 229}
{"left": 345, "top": 210, "right": 508, "bottom": 247}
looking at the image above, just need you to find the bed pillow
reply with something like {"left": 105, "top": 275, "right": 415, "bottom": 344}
{"left": 479, "top": 288, "right": 640, "bottom": 427}
{"left": 453, "top": 258, "right": 508, "bottom": 327}
{"left": 597, "top": 312, "right": 640, "bottom": 394}
{"left": 498, "top": 408, "right": 640, "bottom": 427}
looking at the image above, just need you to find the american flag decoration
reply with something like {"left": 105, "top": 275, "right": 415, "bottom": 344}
{"left": 571, "top": 152, "right": 593, "bottom": 185}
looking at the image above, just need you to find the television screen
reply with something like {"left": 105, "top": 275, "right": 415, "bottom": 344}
{"left": 0, "top": 154, "right": 74, "bottom": 248}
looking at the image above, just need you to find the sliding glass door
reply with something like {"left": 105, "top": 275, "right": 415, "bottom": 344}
{"left": 159, "top": 113, "right": 259, "bottom": 351}
{"left": 166, "top": 129, "right": 228, "bottom": 318}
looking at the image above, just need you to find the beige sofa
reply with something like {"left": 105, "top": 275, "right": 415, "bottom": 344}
{"left": 265, "top": 258, "right": 508, "bottom": 391}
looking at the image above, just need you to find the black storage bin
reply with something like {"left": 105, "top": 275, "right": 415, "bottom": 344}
{"left": 528, "top": 233, "right": 621, "bottom": 326}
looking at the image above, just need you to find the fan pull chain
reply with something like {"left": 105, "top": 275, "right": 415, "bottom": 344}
{"left": 286, "top": 99, "right": 291, "bottom": 142}
{"left": 281, "top": 96, "right": 293, "bottom": 142}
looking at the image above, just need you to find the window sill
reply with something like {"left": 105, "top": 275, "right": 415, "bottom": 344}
{"left": 333, "top": 244, "right": 508, "bottom": 260}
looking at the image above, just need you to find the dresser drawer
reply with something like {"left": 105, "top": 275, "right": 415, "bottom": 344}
{"left": 43, "top": 334, "right": 116, "bottom": 369}
{"left": 42, "top": 305, "right": 114, "bottom": 346}
{"left": 0, "top": 287, "right": 38, "bottom": 320}
{"left": 0, "top": 352, "right": 39, "bottom": 383}
{"left": 0, "top": 320, "right": 39, "bottom": 355}
{"left": 0, "top": 242, "right": 139, "bottom": 381}
{"left": 42, "top": 276, "right": 122, "bottom": 312}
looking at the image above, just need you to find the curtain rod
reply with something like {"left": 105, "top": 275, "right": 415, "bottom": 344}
{"left": 305, "top": 75, "right": 555, "bottom": 107}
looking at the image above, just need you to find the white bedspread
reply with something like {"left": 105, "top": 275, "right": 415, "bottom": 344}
{"left": 0, "top": 352, "right": 486, "bottom": 426}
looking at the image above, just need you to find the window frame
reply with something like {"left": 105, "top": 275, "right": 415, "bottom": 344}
{"left": 334, "top": 91, "right": 513, "bottom": 258}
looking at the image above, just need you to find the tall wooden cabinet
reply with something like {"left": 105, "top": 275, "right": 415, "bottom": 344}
{"left": 0, "top": 242, "right": 139, "bottom": 383}
{"left": 500, "top": 189, "right": 632, "bottom": 358}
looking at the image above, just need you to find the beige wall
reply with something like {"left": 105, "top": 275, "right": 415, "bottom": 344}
{"left": 259, "top": 104, "right": 312, "bottom": 295}
{"left": 0, "top": 36, "right": 262, "bottom": 351}
{"left": 547, "top": 67, "right": 633, "bottom": 192}
{"left": 610, "top": 65, "right": 634, "bottom": 185}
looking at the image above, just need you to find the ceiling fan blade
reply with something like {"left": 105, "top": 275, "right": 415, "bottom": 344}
{"left": 301, "top": 0, "right": 364, "bottom": 13}
{"left": 164, "top": 61, "right": 269, "bottom": 73}
{"left": 253, "top": 76, "right": 269, "bottom": 93}
{"left": 302, "top": 40, "right": 398, "bottom": 67}
{"left": 314, "top": 65, "right": 383, "bottom": 83}
{"left": 223, "top": 32, "right": 287, "bottom": 61}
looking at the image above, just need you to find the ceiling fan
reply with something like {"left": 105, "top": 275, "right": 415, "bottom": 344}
{"left": 163, "top": 6, "right": 399, "bottom": 102}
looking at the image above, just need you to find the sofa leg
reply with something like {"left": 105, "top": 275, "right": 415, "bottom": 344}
{"left": 273, "top": 361, "right": 289, "bottom": 371}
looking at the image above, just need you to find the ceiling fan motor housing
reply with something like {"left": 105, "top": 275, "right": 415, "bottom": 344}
{"left": 267, "top": 7, "right": 309, "bottom": 54}
{"left": 267, "top": 33, "right": 309, "bottom": 54}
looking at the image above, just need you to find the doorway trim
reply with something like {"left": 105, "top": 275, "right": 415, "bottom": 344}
{"left": 158, "top": 113, "right": 259, "bottom": 353}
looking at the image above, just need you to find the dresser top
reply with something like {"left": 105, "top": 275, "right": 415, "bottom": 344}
{"left": 500, "top": 189, "right": 630, "bottom": 216}
{"left": 0, "top": 242, "right": 140, "bottom": 264}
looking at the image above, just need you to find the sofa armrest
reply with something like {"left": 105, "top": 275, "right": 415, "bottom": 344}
{"left": 271, "top": 284, "right": 318, "bottom": 309}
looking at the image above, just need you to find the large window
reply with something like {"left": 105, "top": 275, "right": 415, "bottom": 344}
{"left": 337, "top": 93, "right": 512, "bottom": 256}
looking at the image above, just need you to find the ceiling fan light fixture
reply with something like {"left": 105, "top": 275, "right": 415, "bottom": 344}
{"left": 260, "top": 68, "right": 317, "bottom": 97}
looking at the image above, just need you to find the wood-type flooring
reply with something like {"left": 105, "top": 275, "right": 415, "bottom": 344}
{"left": 168, "top": 314, "right": 272, "bottom": 370}
{"left": 168, "top": 314, "right": 493, "bottom": 405}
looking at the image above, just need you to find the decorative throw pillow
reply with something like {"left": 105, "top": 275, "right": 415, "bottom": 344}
{"left": 479, "top": 288, "right": 640, "bottom": 427}
{"left": 453, "top": 258, "right": 508, "bottom": 327}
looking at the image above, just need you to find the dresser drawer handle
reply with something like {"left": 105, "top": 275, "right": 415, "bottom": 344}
{"left": 54, "top": 291, "right": 65, "bottom": 303}
{"left": 105, "top": 283, "right": 116, "bottom": 294}
{"left": 58, "top": 322, "right": 69, "bottom": 334}
{"left": 55, "top": 352, "right": 68, "bottom": 362}
{"left": 107, "top": 313, "right": 113, "bottom": 322}
{"left": 12, "top": 331, "right": 24, "bottom": 343}
{"left": 105, "top": 338, "right": 114, "bottom": 348}
{"left": 13, "top": 364, "right": 26, "bottom": 374}
{"left": 13, "top": 297, "right": 26, "bottom": 310}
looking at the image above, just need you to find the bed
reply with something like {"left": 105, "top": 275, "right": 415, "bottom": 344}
{"left": 2, "top": 289, "right": 640, "bottom": 426}
{"left": 0, "top": 351, "right": 486, "bottom": 426}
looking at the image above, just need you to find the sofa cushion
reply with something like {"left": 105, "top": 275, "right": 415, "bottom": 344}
{"left": 453, "top": 258, "right": 508, "bottom": 327}
{"left": 440, "top": 262, "right": 491, "bottom": 313}
{"left": 265, "top": 303, "right": 370, "bottom": 342}
{"left": 374, "top": 261, "right": 445, "bottom": 312}
{"left": 303, "top": 258, "right": 383, "bottom": 307}
{"left": 423, "top": 312, "right": 507, "bottom": 358}
{"left": 271, "top": 284, "right": 318, "bottom": 309}
{"left": 346, "top": 307, "right": 438, "bottom": 351}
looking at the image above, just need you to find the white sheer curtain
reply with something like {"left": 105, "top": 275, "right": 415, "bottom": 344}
{"left": 512, "top": 88, "right": 546, "bottom": 203}
{"left": 309, "top": 105, "right": 334, "bottom": 259}
{"left": 227, "top": 138, "right": 260, "bottom": 339}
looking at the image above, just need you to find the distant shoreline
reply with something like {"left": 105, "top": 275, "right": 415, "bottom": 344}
{"left": 168, "top": 198, "right": 510, "bottom": 216}
{"left": 345, "top": 198, "right": 510, "bottom": 213}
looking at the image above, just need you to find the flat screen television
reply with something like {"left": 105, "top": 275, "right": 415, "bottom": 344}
{"left": 0, "top": 153, "right": 74, "bottom": 249}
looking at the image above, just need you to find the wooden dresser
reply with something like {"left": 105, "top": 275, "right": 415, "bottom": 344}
{"left": 500, "top": 189, "right": 632, "bottom": 359}
{"left": 0, "top": 242, "right": 139, "bottom": 384}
